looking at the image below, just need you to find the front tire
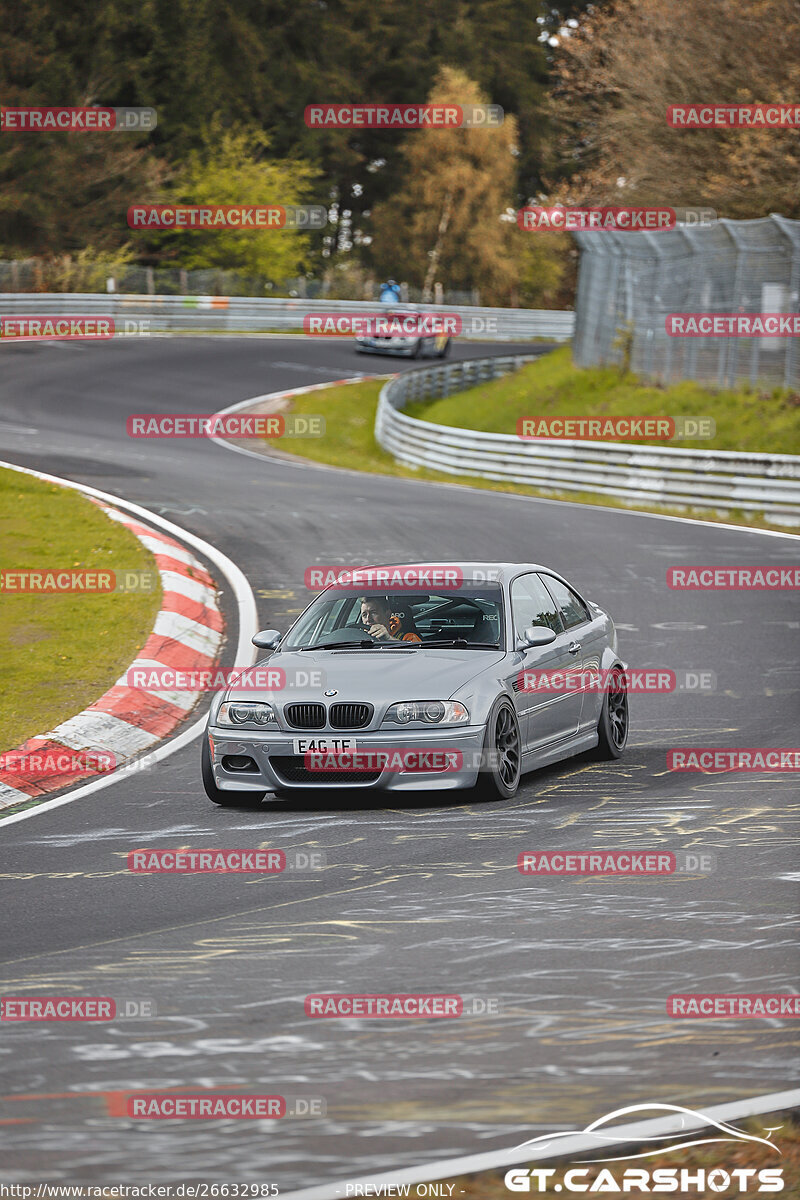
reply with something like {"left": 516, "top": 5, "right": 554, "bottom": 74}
{"left": 595, "top": 667, "right": 629, "bottom": 759}
{"left": 202, "top": 737, "right": 265, "bottom": 806}
{"left": 473, "top": 700, "right": 521, "bottom": 801}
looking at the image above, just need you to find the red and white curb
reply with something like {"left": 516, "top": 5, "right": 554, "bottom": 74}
{"left": 0, "top": 501, "right": 224, "bottom": 811}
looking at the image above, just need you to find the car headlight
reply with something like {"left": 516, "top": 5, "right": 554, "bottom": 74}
{"left": 217, "top": 701, "right": 276, "bottom": 726}
{"left": 383, "top": 700, "right": 469, "bottom": 725}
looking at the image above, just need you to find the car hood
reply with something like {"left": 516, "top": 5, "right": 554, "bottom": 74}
{"left": 226, "top": 647, "right": 506, "bottom": 704}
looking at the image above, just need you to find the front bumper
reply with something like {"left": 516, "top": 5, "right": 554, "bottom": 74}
{"left": 207, "top": 724, "right": 487, "bottom": 793}
{"left": 354, "top": 336, "right": 418, "bottom": 357}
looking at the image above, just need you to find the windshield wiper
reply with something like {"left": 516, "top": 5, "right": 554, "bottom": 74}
{"left": 422, "top": 638, "right": 501, "bottom": 649}
{"left": 297, "top": 639, "right": 376, "bottom": 651}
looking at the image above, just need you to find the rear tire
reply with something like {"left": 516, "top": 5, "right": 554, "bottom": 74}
{"left": 437, "top": 339, "right": 451, "bottom": 359}
{"left": 410, "top": 339, "right": 423, "bottom": 359}
{"left": 595, "top": 667, "right": 629, "bottom": 759}
{"left": 202, "top": 737, "right": 265, "bottom": 806}
{"left": 472, "top": 700, "right": 521, "bottom": 801}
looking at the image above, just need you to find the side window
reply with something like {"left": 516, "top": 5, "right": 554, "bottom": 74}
{"left": 510, "top": 574, "right": 563, "bottom": 638}
{"left": 540, "top": 575, "right": 590, "bottom": 630}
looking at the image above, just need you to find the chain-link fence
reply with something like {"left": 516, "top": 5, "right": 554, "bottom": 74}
{"left": 0, "top": 260, "right": 481, "bottom": 306}
{"left": 572, "top": 215, "right": 800, "bottom": 389}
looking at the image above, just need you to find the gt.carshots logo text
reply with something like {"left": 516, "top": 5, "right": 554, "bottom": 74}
{"left": 505, "top": 1103, "right": 785, "bottom": 1193}
{"left": 0, "top": 106, "right": 156, "bottom": 130}
{"left": 126, "top": 414, "right": 324, "bottom": 438}
{"left": 518, "top": 207, "right": 675, "bottom": 232}
{"left": 304, "top": 103, "right": 503, "bottom": 128}
{"left": 303, "top": 312, "right": 460, "bottom": 336}
{"left": 668, "top": 566, "right": 800, "bottom": 589}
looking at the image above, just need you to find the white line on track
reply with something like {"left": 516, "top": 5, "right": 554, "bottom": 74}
{"left": 0, "top": 459, "right": 259, "bottom": 828}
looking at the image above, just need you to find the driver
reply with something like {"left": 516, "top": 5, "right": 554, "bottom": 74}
{"left": 359, "top": 596, "right": 421, "bottom": 643}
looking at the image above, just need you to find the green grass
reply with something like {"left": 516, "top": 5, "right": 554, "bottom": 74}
{"left": 0, "top": 467, "right": 162, "bottom": 753}
{"left": 407, "top": 346, "right": 800, "bottom": 452}
{"left": 265, "top": 358, "right": 799, "bottom": 532}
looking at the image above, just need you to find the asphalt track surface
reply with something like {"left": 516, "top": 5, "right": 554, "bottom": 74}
{"left": 0, "top": 336, "right": 798, "bottom": 1191}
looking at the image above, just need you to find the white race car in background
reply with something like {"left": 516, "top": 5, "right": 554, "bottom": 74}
{"left": 355, "top": 306, "right": 451, "bottom": 358}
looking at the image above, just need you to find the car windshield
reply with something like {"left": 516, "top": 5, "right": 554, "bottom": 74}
{"left": 283, "top": 584, "right": 505, "bottom": 650}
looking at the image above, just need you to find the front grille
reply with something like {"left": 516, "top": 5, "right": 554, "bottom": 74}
{"left": 284, "top": 703, "right": 326, "bottom": 729}
{"left": 270, "top": 756, "right": 382, "bottom": 785}
{"left": 329, "top": 702, "right": 373, "bottom": 729}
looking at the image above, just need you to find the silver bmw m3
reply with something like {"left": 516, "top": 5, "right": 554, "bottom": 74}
{"left": 201, "top": 562, "right": 629, "bottom": 804}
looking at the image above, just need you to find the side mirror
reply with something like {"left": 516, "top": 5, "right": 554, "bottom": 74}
{"left": 517, "top": 625, "right": 557, "bottom": 650}
{"left": 252, "top": 629, "right": 282, "bottom": 650}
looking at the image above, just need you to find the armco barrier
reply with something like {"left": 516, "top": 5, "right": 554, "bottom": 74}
{"left": 0, "top": 293, "right": 575, "bottom": 342}
{"left": 374, "top": 356, "right": 800, "bottom": 524}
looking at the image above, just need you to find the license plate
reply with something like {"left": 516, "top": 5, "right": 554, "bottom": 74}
{"left": 292, "top": 737, "right": 358, "bottom": 754}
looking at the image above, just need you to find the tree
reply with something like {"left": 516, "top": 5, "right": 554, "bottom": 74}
{"left": 133, "top": 121, "right": 319, "bottom": 279}
{"left": 369, "top": 69, "right": 519, "bottom": 304}
{"left": 547, "top": 0, "right": 800, "bottom": 218}
{"left": 0, "top": 0, "right": 165, "bottom": 256}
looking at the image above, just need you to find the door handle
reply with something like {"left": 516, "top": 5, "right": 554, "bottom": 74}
{"left": 568, "top": 641, "right": 582, "bottom": 655}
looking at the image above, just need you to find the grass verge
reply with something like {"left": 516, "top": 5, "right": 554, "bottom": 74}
{"left": 407, "top": 346, "right": 800, "bottom": 453}
{"left": 264, "top": 358, "right": 799, "bottom": 533}
{"left": 0, "top": 467, "right": 162, "bottom": 753}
